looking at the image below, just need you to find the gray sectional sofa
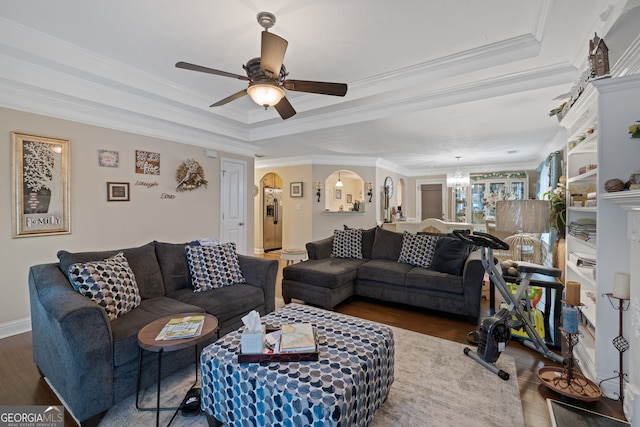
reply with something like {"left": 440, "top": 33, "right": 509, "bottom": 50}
{"left": 28, "top": 240, "right": 277, "bottom": 427}
{"left": 282, "top": 226, "right": 485, "bottom": 321}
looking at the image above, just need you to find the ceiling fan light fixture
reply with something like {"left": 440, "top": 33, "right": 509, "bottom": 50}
{"left": 247, "top": 83, "right": 285, "bottom": 107}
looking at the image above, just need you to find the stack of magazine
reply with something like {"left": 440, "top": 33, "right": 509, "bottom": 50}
{"left": 155, "top": 315, "right": 205, "bottom": 341}
{"left": 568, "top": 220, "right": 597, "bottom": 242}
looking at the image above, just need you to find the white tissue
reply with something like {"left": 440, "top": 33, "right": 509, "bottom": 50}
{"left": 241, "top": 310, "right": 262, "bottom": 334}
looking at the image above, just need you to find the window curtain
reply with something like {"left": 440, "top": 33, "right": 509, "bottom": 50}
{"left": 537, "top": 151, "right": 563, "bottom": 251}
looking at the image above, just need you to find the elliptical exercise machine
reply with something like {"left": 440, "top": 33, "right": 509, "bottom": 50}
{"left": 454, "top": 230, "right": 568, "bottom": 380}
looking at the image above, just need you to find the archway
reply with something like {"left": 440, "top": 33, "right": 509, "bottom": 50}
{"left": 260, "top": 172, "right": 283, "bottom": 252}
{"left": 324, "top": 170, "right": 365, "bottom": 212}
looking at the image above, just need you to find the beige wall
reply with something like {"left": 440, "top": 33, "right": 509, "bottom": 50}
{"left": 1, "top": 107, "right": 254, "bottom": 330}
{"left": 313, "top": 164, "right": 377, "bottom": 240}
{"left": 256, "top": 164, "right": 379, "bottom": 245}
{"left": 255, "top": 165, "right": 314, "bottom": 252}
{"left": 376, "top": 168, "right": 407, "bottom": 222}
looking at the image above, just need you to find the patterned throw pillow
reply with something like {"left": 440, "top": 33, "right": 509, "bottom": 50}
{"left": 331, "top": 229, "right": 363, "bottom": 259}
{"left": 185, "top": 242, "right": 246, "bottom": 292}
{"left": 68, "top": 252, "right": 141, "bottom": 321}
{"left": 398, "top": 232, "right": 440, "bottom": 268}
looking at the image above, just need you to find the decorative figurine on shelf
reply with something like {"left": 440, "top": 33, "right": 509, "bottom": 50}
{"left": 589, "top": 33, "right": 610, "bottom": 78}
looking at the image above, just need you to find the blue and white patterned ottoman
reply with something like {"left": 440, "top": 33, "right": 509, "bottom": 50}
{"left": 200, "top": 303, "right": 394, "bottom": 427}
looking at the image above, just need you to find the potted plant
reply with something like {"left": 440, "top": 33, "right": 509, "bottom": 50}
{"left": 543, "top": 176, "right": 567, "bottom": 235}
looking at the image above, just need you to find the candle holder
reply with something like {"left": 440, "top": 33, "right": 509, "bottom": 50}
{"left": 598, "top": 293, "right": 630, "bottom": 404}
{"left": 538, "top": 302, "right": 602, "bottom": 401}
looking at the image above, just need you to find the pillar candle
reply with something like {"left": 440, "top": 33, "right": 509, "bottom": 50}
{"left": 562, "top": 307, "right": 579, "bottom": 334}
{"left": 613, "top": 272, "right": 631, "bottom": 300}
{"left": 565, "top": 281, "right": 581, "bottom": 306}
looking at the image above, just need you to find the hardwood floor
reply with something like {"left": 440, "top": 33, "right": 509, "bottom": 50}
{"left": 0, "top": 253, "right": 626, "bottom": 426}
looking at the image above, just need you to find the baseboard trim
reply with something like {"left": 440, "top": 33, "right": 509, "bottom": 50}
{"left": 0, "top": 317, "right": 31, "bottom": 339}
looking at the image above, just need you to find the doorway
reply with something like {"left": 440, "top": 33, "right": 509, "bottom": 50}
{"left": 261, "top": 172, "right": 283, "bottom": 252}
{"left": 419, "top": 183, "right": 445, "bottom": 220}
{"left": 221, "top": 158, "right": 247, "bottom": 254}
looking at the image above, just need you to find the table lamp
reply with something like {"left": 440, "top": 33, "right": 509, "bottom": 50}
{"left": 495, "top": 200, "right": 550, "bottom": 263}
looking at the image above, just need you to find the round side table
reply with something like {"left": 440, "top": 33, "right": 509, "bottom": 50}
{"left": 136, "top": 312, "right": 218, "bottom": 427}
{"left": 281, "top": 249, "right": 308, "bottom": 266}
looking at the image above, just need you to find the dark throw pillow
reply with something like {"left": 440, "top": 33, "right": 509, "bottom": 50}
{"left": 371, "top": 226, "right": 404, "bottom": 260}
{"left": 430, "top": 236, "right": 472, "bottom": 275}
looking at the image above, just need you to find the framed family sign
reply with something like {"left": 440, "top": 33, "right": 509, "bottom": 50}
{"left": 12, "top": 132, "right": 71, "bottom": 237}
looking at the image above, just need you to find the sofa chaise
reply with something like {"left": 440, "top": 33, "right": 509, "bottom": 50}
{"left": 28, "top": 240, "right": 278, "bottom": 426}
{"left": 282, "top": 226, "right": 485, "bottom": 321}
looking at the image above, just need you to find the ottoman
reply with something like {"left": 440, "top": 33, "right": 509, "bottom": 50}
{"left": 200, "top": 303, "right": 394, "bottom": 426}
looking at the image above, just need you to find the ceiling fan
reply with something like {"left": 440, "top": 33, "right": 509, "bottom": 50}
{"left": 176, "top": 12, "right": 348, "bottom": 120}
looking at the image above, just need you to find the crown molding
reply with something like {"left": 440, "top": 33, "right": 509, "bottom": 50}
{"left": 255, "top": 155, "right": 380, "bottom": 170}
{"left": 612, "top": 33, "right": 640, "bottom": 76}
{"left": 246, "top": 32, "right": 542, "bottom": 127}
{"left": 254, "top": 154, "right": 540, "bottom": 178}
{"left": 0, "top": 78, "right": 257, "bottom": 157}
{"left": 250, "top": 61, "right": 578, "bottom": 141}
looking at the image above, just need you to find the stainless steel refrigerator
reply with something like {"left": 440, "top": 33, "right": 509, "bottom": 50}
{"left": 263, "top": 187, "right": 282, "bottom": 251}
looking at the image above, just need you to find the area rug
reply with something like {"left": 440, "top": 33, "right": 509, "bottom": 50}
{"left": 547, "top": 399, "right": 629, "bottom": 427}
{"left": 94, "top": 326, "right": 524, "bottom": 426}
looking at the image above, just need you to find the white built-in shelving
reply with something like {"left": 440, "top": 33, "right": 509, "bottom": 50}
{"left": 559, "top": 72, "right": 640, "bottom": 399}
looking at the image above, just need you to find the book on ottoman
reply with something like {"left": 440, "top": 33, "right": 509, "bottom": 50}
{"left": 280, "top": 323, "right": 317, "bottom": 352}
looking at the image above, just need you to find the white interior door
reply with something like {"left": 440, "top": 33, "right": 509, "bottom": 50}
{"left": 221, "top": 158, "right": 247, "bottom": 254}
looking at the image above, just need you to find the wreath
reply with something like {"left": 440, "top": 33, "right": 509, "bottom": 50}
{"left": 176, "top": 159, "right": 207, "bottom": 191}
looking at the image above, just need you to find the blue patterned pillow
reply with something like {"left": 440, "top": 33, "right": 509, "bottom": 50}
{"left": 185, "top": 242, "right": 246, "bottom": 292}
{"left": 68, "top": 252, "right": 141, "bottom": 321}
{"left": 331, "top": 229, "right": 363, "bottom": 259}
{"left": 398, "top": 232, "right": 440, "bottom": 268}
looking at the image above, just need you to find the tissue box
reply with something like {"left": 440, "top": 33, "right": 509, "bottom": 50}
{"left": 241, "top": 325, "right": 265, "bottom": 354}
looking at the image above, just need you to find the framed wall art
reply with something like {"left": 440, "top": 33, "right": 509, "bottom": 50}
{"left": 335, "top": 189, "right": 342, "bottom": 200}
{"left": 11, "top": 132, "right": 70, "bottom": 238}
{"left": 98, "top": 149, "right": 119, "bottom": 167}
{"left": 290, "top": 182, "right": 303, "bottom": 197}
{"left": 107, "top": 182, "right": 130, "bottom": 201}
{"left": 135, "top": 150, "right": 160, "bottom": 175}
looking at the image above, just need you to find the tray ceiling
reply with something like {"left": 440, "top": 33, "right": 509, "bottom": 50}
{"left": 0, "top": 0, "right": 631, "bottom": 174}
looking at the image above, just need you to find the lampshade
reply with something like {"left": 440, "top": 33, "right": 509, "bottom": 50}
{"left": 247, "top": 83, "right": 285, "bottom": 107}
{"left": 336, "top": 171, "right": 343, "bottom": 187}
{"left": 495, "top": 200, "right": 550, "bottom": 233}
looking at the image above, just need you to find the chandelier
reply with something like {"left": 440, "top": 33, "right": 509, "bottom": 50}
{"left": 446, "top": 156, "right": 470, "bottom": 189}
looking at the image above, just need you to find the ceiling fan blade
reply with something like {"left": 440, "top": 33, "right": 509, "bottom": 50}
{"left": 176, "top": 61, "right": 250, "bottom": 81}
{"left": 274, "top": 96, "right": 296, "bottom": 120}
{"left": 283, "top": 79, "right": 347, "bottom": 97}
{"left": 210, "top": 89, "right": 248, "bottom": 107}
{"left": 260, "top": 31, "right": 288, "bottom": 78}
